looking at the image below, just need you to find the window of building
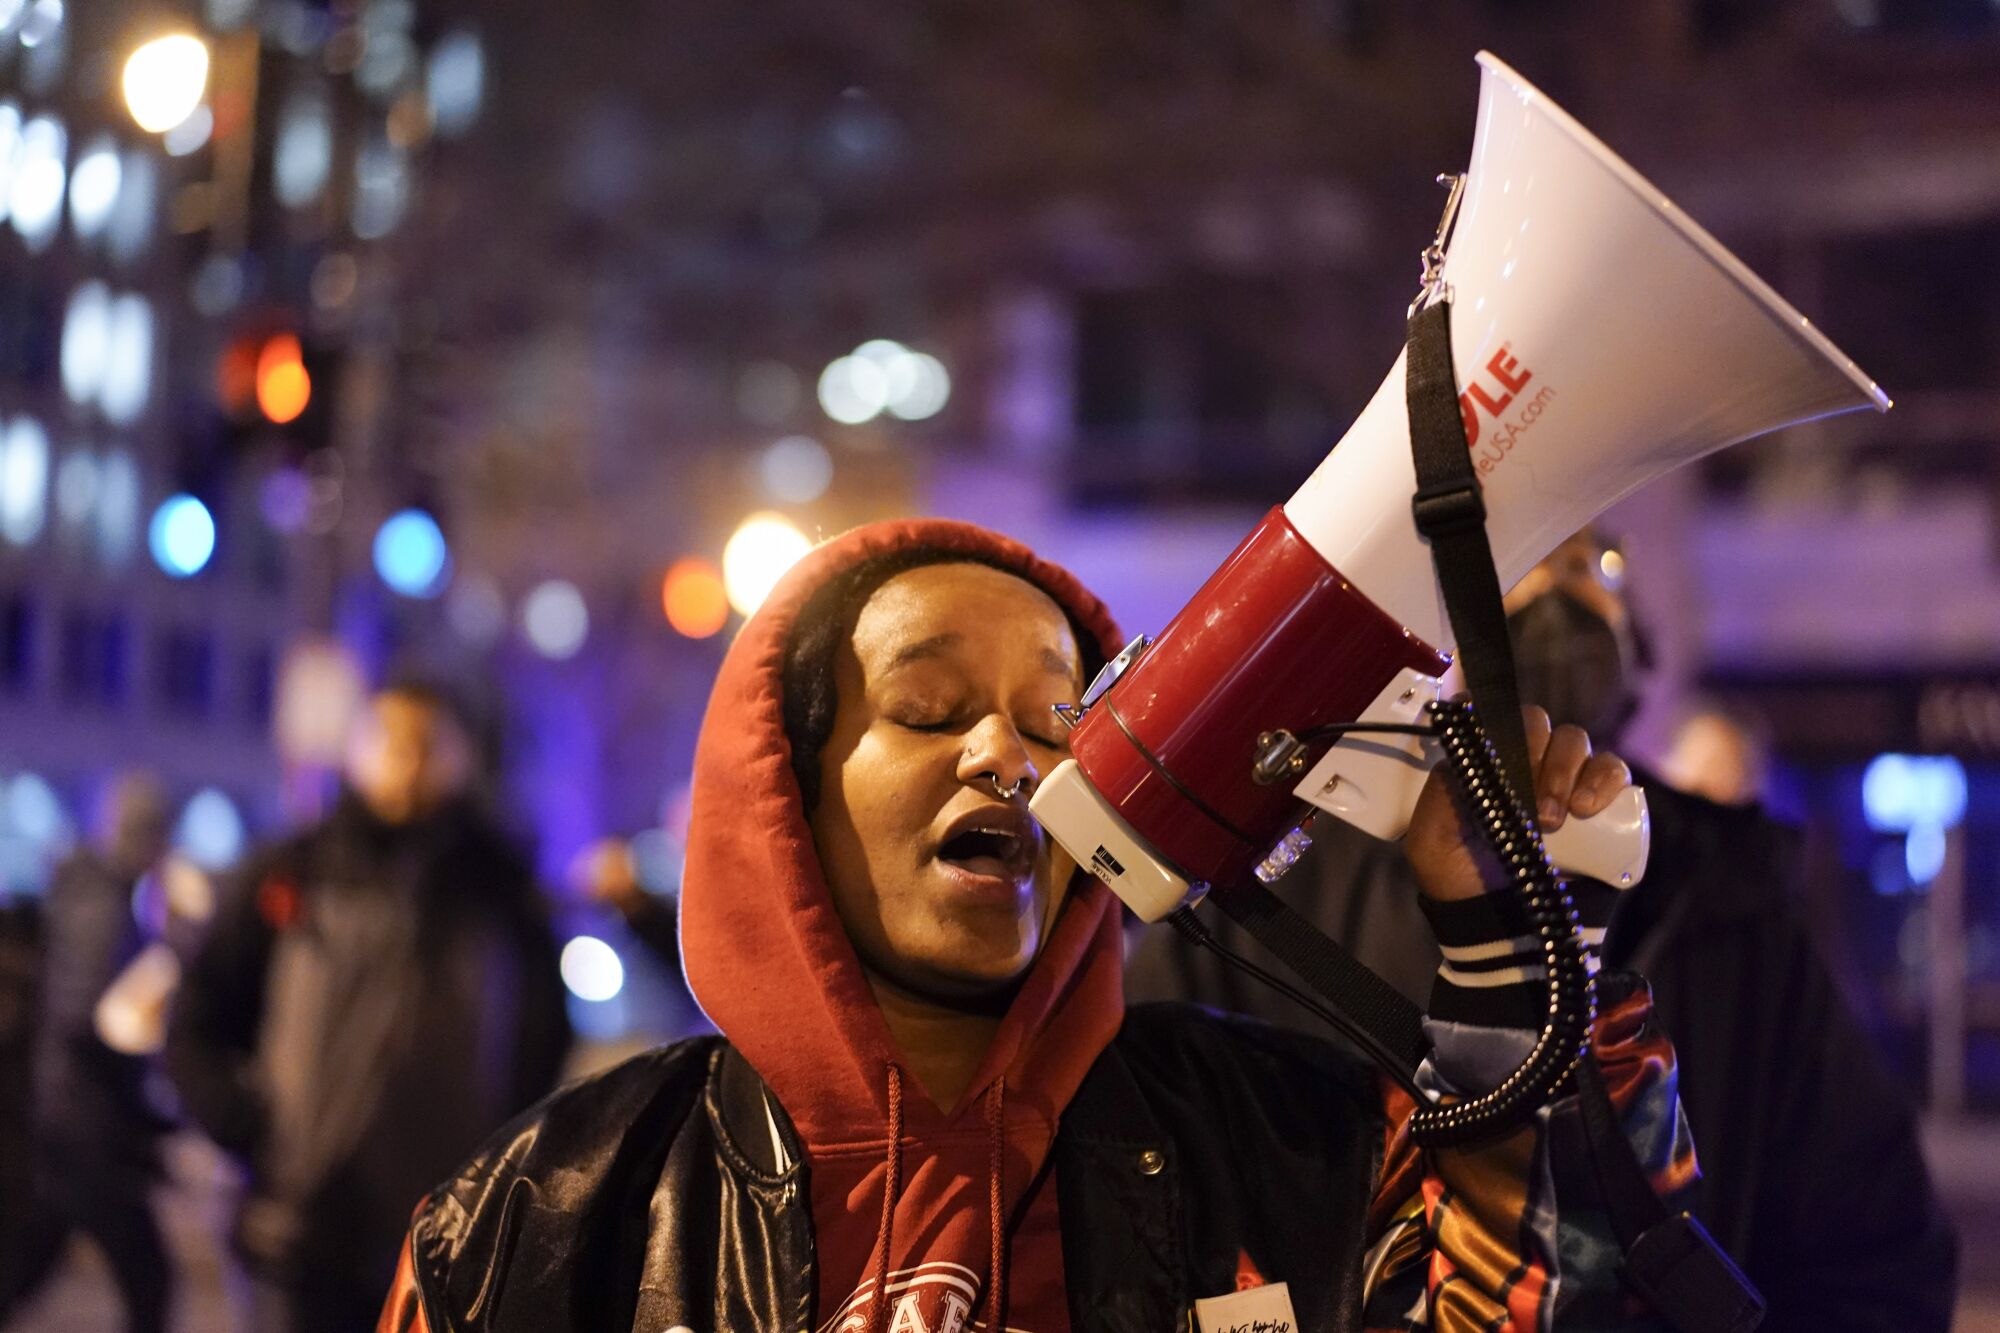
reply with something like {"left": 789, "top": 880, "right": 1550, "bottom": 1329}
{"left": 0, "top": 592, "right": 36, "bottom": 694}
{"left": 59, "top": 607, "right": 128, "bottom": 707}
{"left": 153, "top": 625, "right": 214, "bottom": 719}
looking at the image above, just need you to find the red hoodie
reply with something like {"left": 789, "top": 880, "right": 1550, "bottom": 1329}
{"left": 679, "top": 519, "right": 1128, "bottom": 1333}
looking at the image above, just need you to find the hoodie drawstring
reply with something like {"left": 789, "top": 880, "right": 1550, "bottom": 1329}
{"left": 984, "top": 1077, "right": 1008, "bottom": 1333}
{"left": 867, "top": 1063, "right": 906, "bottom": 1333}
{"left": 865, "top": 1066, "right": 1011, "bottom": 1333}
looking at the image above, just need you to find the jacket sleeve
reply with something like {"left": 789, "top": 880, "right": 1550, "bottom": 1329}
{"left": 1359, "top": 888, "right": 1697, "bottom": 1331}
{"left": 376, "top": 1233, "right": 434, "bottom": 1333}
{"left": 163, "top": 859, "right": 280, "bottom": 1159}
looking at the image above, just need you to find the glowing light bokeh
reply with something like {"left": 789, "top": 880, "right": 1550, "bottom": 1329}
{"left": 176, "top": 787, "right": 246, "bottom": 870}
{"left": 661, "top": 558, "right": 729, "bottom": 639}
{"left": 9, "top": 114, "right": 66, "bottom": 250}
{"left": 817, "top": 340, "right": 951, "bottom": 424}
{"left": 351, "top": 138, "right": 408, "bottom": 239}
{"left": 759, "top": 435, "right": 833, "bottom": 503}
{"left": 722, "top": 512, "right": 811, "bottom": 617}
{"left": 61, "top": 281, "right": 110, "bottom": 406}
{"left": 149, "top": 493, "right": 215, "bottom": 577}
{"left": 54, "top": 449, "right": 97, "bottom": 528}
{"left": 1862, "top": 752, "right": 1967, "bottom": 834}
{"left": 162, "top": 103, "right": 212, "bottom": 156}
{"left": 817, "top": 354, "right": 888, "bottom": 425}
{"left": 1905, "top": 822, "right": 1947, "bottom": 888}
{"left": 15, "top": 0, "right": 59, "bottom": 49}
{"left": 447, "top": 574, "right": 506, "bottom": 647}
{"left": 560, "top": 935, "right": 624, "bottom": 1002}
{"left": 106, "top": 150, "right": 157, "bottom": 262}
{"left": 628, "top": 828, "right": 681, "bottom": 894}
{"left": 67, "top": 136, "right": 120, "bottom": 236}
{"left": 101, "top": 294, "right": 153, "bottom": 425}
{"left": 372, "top": 508, "right": 450, "bottom": 598}
{"left": 256, "top": 333, "right": 312, "bottom": 424}
{"left": 0, "top": 417, "right": 49, "bottom": 545}
{"left": 122, "top": 33, "right": 210, "bottom": 134}
{"left": 425, "top": 29, "right": 484, "bottom": 137}
{"left": 6, "top": 774, "right": 65, "bottom": 848}
{"left": 274, "top": 93, "right": 331, "bottom": 207}
{"left": 0, "top": 104, "right": 21, "bottom": 226}
{"left": 886, "top": 351, "right": 951, "bottom": 420}
{"left": 521, "top": 580, "right": 588, "bottom": 659}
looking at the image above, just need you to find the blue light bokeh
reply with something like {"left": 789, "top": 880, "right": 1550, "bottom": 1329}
{"left": 373, "top": 508, "right": 450, "bottom": 597}
{"left": 148, "top": 493, "right": 215, "bottom": 578}
{"left": 1862, "top": 752, "right": 1968, "bottom": 833}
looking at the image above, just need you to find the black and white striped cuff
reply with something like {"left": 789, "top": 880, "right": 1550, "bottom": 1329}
{"left": 1419, "top": 880, "right": 1619, "bottom": 1028}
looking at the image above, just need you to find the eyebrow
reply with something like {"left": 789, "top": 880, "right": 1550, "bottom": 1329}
{"left": 886, "top": 633, "right": 962, "bottom": 671}
{"left": 885, "top": 633, "right": 1078, "bottom": 681}
{"left": 1038, "top": 646, "right": 1079, "bottom": 680}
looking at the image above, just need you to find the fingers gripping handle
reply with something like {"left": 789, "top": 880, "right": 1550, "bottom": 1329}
{"left": 1293, "top": 667, "right": 1651, "bottom": 888}
{"left": 1543, "top": 785, "right": 1649, "bottom": 887}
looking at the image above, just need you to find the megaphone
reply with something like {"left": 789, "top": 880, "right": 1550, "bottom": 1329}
{"left": 1031, "top": 51, "right": 1889, "bottom": 923}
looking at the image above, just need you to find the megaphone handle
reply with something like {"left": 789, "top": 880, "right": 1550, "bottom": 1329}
{"left": 1541, "top": 786, "right": 1650, "bottom": 889}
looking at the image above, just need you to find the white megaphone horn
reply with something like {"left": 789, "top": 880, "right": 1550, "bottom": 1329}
{"left": 1031, "top": 51, "right": 1890, "bottom": 923}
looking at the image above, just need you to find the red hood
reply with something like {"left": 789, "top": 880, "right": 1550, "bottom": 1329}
{"left": 680, "top": 518, "right": 1127, "bottom": 1329}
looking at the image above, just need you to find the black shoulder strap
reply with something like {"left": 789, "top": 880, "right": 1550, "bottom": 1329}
{"left": 1404, "top": 300, "right": 1534, "bottom": 802}
{"left": 1205, "top": 877, "right": 1429, "bottom": 1076}
{"left": 1404, "top": 300, "right": 1763, "bottom": 1333}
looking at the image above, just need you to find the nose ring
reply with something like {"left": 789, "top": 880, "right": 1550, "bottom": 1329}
{"left": 985, "top": 772, "right": 1025, "bottom": 801}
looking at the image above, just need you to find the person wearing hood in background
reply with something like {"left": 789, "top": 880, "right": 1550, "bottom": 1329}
{"left": 168, "top": 680, "right": 571, "bottom": 1333}
{"left": 378, "top": 520, "right": 1699, "bottom": 1333}
{"left": 1128, "top": 527, "right": 1960, "bottom": 1331}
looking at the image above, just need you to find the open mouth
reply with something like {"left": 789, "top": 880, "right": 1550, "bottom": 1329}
{"left": 938, "top": 828, "right": 1026, "bottom": 880}
{"left": 933, "top": 808, "right": 1040, "bottom": 885}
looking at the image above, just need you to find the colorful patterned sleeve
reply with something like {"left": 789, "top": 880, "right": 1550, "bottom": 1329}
{"left": 376, "top": 1229, "right": 435, "bottom": 1333}
{"left": 1359, "top": 885, "right": 1699, "bottom": 1332}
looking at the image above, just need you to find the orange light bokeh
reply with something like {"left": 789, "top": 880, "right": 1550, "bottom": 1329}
{"left": 662, "top": 559, "right": 729, "bottom": 639}
{"left": 256, "top": 333, "right": 312, "bottom": 424}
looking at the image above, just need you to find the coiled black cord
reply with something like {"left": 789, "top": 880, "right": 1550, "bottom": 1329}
{"left": 1405, "top": 697, "right": 1595, "bottom": 1147}
{"left": 1166, "top": 698, "right": 1597, "bottom": 1146}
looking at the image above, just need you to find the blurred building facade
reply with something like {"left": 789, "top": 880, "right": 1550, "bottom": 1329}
{"left": 3, "top": 0, "right": 1999, "bottom": 1089}
{"left": 0, "top": 0, "right": 482, "bottom": 890}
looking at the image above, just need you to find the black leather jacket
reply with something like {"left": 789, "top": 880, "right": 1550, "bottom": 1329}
{"left": 396, "top": 1003, "right": 1387, "bottom": 1332}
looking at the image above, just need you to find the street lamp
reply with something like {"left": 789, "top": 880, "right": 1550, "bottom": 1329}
{"left": 122, "top": 33, "right": 210, "bottom": 134}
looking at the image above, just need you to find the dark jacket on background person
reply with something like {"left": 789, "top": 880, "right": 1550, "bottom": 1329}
{"left": 0, "top": 899, "right": 44, "bottom": 1295}
{"left": 31, "top": 849, "right": 169, "bottom": 1158}
{"left": 166, "top": 793, "right": 571, "bottom": 1303}
{"left": 1126, "top": 768, "right": 1961, "bottom": 1332}
{"left": 1, "top": 850, "right": 177, "bottom": 1332}
{"left": 381, "top": 519, "right": 1702, "bottom": 1333}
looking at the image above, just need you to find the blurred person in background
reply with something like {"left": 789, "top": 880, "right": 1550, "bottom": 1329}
{"left": 1128, "top": 527, "right": 1960, "bottom": 1330}
{"left": 575, "top": 835, "right": 681, "bottom": 966}
{"left": 1658, "top": 703, "right": 1771, "bottom": 807}
{"left": 0, "top": 774, "right": 175, "bottom": 1333}
{"left": 0, "top": 897, "right": 35, "bottom": 1305}
{"left": 167, "top": 680, "right": 571, "bottom": 1333}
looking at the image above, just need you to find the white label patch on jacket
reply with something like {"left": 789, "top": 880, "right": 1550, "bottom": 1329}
{"left": 1192, "top": 1280, "right": 1300, "bottom": 1333}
